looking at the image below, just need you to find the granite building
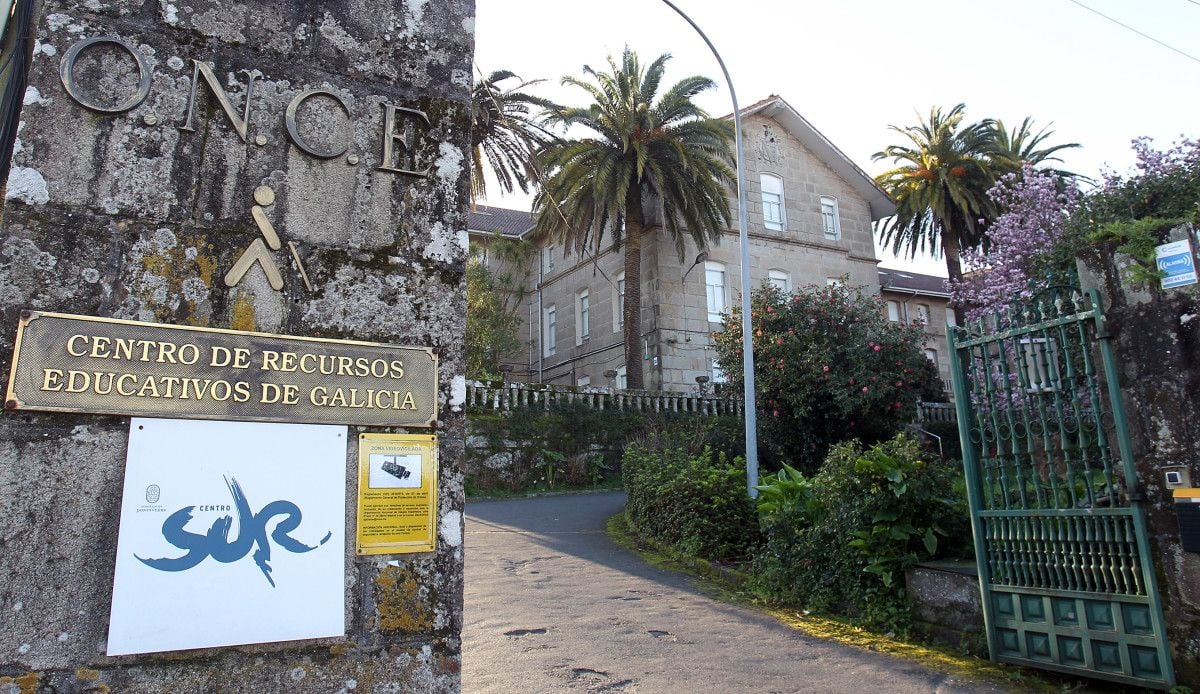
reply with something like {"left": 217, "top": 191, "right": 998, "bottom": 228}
{"left": 470, "top": 95, "right": 899, "bottom": 393}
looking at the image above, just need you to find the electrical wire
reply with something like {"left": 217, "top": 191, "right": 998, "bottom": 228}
{"left": 1064, "top": 0, "right": 1200, "bottom": 65}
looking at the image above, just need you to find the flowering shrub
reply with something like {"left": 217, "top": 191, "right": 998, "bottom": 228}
{"left": 712, "top": 283, "right": 930, "bottom": 472}
{"left": 950, "top": 164, "right": 1078, "bottom": 321}
{"left": 1078, "top": 136, "right": 1200, "bottom": 287}
{"left": 1094, "top": 136, "right": 1200, "bottom": 222}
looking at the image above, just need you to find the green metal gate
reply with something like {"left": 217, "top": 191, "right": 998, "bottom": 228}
{"left": 947, "top": 285, "right": 1175, "bottom": 689}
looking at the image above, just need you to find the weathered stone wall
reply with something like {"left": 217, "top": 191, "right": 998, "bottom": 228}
{"left": 1080, "top": 231, "right": 1200, "bottom": 685}
{"left": 0, "top": 1, "right": 472, "bottom": 691}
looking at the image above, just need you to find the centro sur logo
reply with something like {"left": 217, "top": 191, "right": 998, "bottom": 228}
{"left": 135, "top": 476, "right": 331, "bottom": 587}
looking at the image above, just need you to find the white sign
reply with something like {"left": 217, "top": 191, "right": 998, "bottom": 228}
{"left": 1156, "top": 239, "right": 1198, "bottom": 289}
{"left": 107, "top": 418, "right": 347, "bottom": 656}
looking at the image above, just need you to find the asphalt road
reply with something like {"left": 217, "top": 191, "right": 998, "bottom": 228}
{"left": 463, "top": 491, "right": 1005, "bottom": 693}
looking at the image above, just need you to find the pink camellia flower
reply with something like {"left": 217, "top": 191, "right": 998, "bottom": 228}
{"left": 773, "top": 410, "right": 779, "bottom": 418}
{"left": 756, "top": 329, "right": 762, "bottom": 337}
{"left": 873, "top": 345, "right": 881, "bottom": 352}
{"left": 776, "top": 337, "right": 783, "bottom": 345}
{"left": 822, "top": 366, "right": 830, "bottom": 372}
{"left": 862, "top": 386, "right": 869, "bottom": 393}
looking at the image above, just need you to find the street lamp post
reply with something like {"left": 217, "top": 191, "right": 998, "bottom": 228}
{"left": 658, "top": 0, "right": 759, "bottom": 497}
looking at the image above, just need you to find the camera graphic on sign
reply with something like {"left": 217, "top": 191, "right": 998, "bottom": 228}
{"left": 369, "top": 454, "right": 422, "bottom": 489}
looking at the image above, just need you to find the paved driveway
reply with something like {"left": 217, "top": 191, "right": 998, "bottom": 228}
{"left": 463, "top": 492, "right": 1003, "bottom": 693}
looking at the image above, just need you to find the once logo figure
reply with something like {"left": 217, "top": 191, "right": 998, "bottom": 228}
{"left": 224, "top": 186, "right": 286, "bottom": 291}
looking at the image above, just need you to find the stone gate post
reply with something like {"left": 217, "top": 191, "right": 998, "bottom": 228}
{"left": 0, "top": 1, "right": 473, "bottom": 691}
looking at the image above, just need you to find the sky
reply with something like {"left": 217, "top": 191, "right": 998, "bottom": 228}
{"left": 474, "top": 0, "right": 1200, "bottom": 278}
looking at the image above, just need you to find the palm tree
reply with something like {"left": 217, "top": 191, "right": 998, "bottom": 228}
{"left": 533, "top": 48, "right": 734, "bottom": 389}
{"left": 470, "top": 69, "right": 558, "bottom": 202}
{"left": 990, "top": 116, "right": 1081, "bottom": 182}
{"left": 873, "top": 104, "right": 1000, "bottom": 291}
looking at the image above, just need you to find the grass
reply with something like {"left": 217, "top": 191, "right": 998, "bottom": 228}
{"left": 606, "top": 510, "right": 1082, "bottom": 693}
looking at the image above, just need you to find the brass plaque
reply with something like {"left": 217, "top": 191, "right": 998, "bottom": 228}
{"left": 5, "top": 311, "right": 437, "bottom": 427}
{"left": 356, "top": 433, "right": 438, "bottom": 555}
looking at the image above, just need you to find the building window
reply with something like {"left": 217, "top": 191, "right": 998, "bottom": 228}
{"left": 924, "top": 348, "right": 938, "bottom": 368}
{"left": 577, "top": 376, "right": 591, "bottom": 387}
{"left": 760, "top": 173, "right": 785, "bottom": 231}
{"left": 613, "top": 272, "right": 625, "bottom": 333}
{"left": 541, "top": 245, "right": 555, "bottom": 274}
{"left": 543, "top": 304, "right": 556, "bottom": 357}
{"left": 767, "top": 269, "right": 790, "bottom": 292}
{"left": 616, "top": 366, "right": 627, "bottom": 390}
{"left": 711, "top": 358, "right": 727, "bottom": 384}
{"left": 820, "top": 196, "right": 840, "bottom": 240}
{"left": 575, "top": 289, "right": 590, "bottom": 345}
{"left": 945, "top": 307, "right": 957, "bottom": 327}
{"left": 705, "top": 261, "right": 726, "bottom": 322}
{"left": 914, "top": 303, "right": 930, "bottom": 325}
{"left": 887, "top": 300, "right": 901, "bottom": 322}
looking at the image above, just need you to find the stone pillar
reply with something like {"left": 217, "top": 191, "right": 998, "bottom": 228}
{"left": 1080, "top": 229, "right": 1200, "bottom": 685}
{"left": 0, "top": 1, "right": 472, "bottom": 691}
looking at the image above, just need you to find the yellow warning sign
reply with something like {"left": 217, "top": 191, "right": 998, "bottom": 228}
{"left": 355, "top": 433, "right": 438, "bottom": 554}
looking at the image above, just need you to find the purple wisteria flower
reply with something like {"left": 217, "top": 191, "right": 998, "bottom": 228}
{"left": 949, "top": 163, "right": 1079, "bottom": 321}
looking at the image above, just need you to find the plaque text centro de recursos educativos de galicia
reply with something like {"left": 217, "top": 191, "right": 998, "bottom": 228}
{"left": 6, "top": 312, "right": 438, "bottom": 427}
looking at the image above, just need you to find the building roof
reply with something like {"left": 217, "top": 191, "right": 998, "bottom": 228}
{"left": 730, "top": 95, "right": 896, "bottom": 221}
{"left": 877, "top": 267, "right": 950, "bottom": 298}
{"left": 467, "top": 205, "right": 534, "bottom": 238}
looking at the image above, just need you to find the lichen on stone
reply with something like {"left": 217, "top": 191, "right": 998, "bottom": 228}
{"left": 118, "top": 230, "right": 217, "bottom": 325}
{"left": 373, "top": 565, "right": 433, "bottom": 634}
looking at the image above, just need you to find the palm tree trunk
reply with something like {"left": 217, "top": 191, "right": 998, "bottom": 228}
{"left": 941, "top": 225, "right": 967, "bottom": 325}
{"left": 623, "top": 189, "right": 645, "bottom": 390}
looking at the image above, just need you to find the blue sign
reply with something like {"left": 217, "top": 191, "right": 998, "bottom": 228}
{"left": 1157, "top": 240, "right": 1198, "bottom": 289}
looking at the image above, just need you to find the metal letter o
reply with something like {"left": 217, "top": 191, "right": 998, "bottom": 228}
{"left": 59, "top": 36, "right": 153, "bottom": 114}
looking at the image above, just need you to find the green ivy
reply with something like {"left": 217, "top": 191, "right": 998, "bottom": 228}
{"left": 1086, "top": 216, "right": 1182, "bottom": 288}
